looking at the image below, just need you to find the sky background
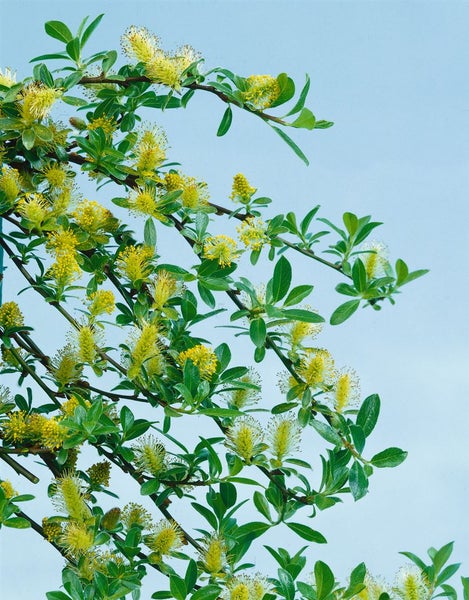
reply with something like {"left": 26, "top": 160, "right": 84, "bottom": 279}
{"left": 1, "top": 0, "right": 468, "bottom": 598}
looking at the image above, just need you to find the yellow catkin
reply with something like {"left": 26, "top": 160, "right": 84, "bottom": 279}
{"left": 77, "top": 325, "right": 97, "bottom": 364}
{"left": 225, "top": 417, "right": 263, "bottom": 463}
{"left": 237, "top": 217, "right": 268, "bottom": 251}
{"left": 267, "top": 416, "right": 301, "bottom": 463}
{"left": 127, "top": 322, "right": 162, "bottom": 380}
{"left": 60, "top": 521, "right": 94, "bottom": 557}
{"left": 116, "top": 245, "right": 155, "bottom": 284}
{"left": 19, "top": 83, "right": 61, "bottom": 123}
{"left": 87, "top": 461, "right": 111, "bottom": 487}
{"left": 151, "top": 270, "right": 178, "bottom": 310}
{"left": 0, "top": 301, "right": 24, "bottom": 328}
{"left": 203, "top": 235, "right": 239, "bottom": 267}
{"left": 178, "top": 344, "right": 218, "bottom": 380}
{"left": 16, "top": 193, "right": 51, "bottom": 229}
{"left": 0, "top": 67, "right": 16, "bottom": 87}
{"left": 88, "top": 290, "right": 115, "bottom": 316}
{"left": 133, "top": 436, "right": 167, "bottom": 477}
{"left": 202, "top": 534, "right": 225, "bottom": 574}
{"left": 0, "top": 166, "right": 21, "bottom": 203}
{"left": 54, "top": 474, "right": 90, "bottom": 521}
{"left": 146, "top": 520, "right": 183, "bottom": 558}
{"left": 121, "top": 502, "right": 153, "bottom": 529}
{"left": 0, "top": 480, "right": 17, "bottom": 498}
{"left": 230, "top": 173, "right": 256, "bottom": 204}
{"left": 40, "top": 417, "right": 67, "bottom": 450}
{"left": 242, "top": 75, "right": 280, "bottom": 110}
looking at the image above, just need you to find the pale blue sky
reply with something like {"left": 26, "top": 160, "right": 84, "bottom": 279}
{"left": 1, "top": 1, "right": 468, "bottom": 598}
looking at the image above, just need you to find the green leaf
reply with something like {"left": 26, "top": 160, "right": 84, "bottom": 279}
{"left": 66, "top": 37, "right": 81, "bottom": 62}
{"left": 4, "top": 516, "right": 31, "bottom": 528}
{"left": 235, "top": 521, "right": 270, "bottom": 542}
{"left": 356, "top": 394, "right": 380, "bottom": 437}
{"left": 253, "top": 491, "right": 272, "bottom": 521}
{"left": 250, "top": 318, "right": 266, "bottom": 348}
{"left": 287, "top": 522, "right": 327, "bottom": 543}
{"left": 185, "top": 560, "right": 198, "bottom": 593}
{"left": 351, "top": 259, "right": 367, "bottom": 292}
{"left": 191, "top": 502, "right": 218, "bottom": 529}
{"left": 198, "top": 407, "right": 244, "bottom": 418}
{"left": 371, "top": 447, "right": 407, "bottom": 468}
{"left": 311, "top": 419, "right": 342, "bottom": 446}
{"left": 432, "top": 541, "right": 454, "bottom": 573}
{"left": 44, "top": 20, "right": 73, "bottom": 43}
{"left": 436, "top": 563, "right": 461, "bottom": 586}
{"left": 278, "top": 568, "right": 295, "bottom": 600}
{"left": 271, "top": 73, "right": 295, "bottom": 107}
{"left": 80, "top": 14, "right": 104, "bottom": 47}
{"left": 395, "top": 259, "right": 409, "bottom": 286}
{"left": 330, "top": 299, "right": 360, "bottom": 325}
{"left": 290, "top": 107, "right": 316, "bottom": 130}
{"left": 46, "top": 593, "right": 72, "bottom": 600}
{"left": 315, "top": 560, "right": 335, "bottom": 600}
{"left": 190, "top": 586, "right": 221, "bottom": 600}
{"left": 170, "top": 575, "right": 187, "bottom": 600}
{"left": 144, "top": 218, "right": 157, "bottom": 248}
{"left": 271, "top": 125, "right": 309, "bottom": 165}
{"left": 271, "top": 256, "right": 292, "bottom": 302}
{"left": 399, "top": 551, "right": 427, "bottom": 571}
{"left": 343, "top": 212, "right": 359, "bottom": 236}
{"left": 62, "top": 95, "right": 88, "bottom": 107}
{"left": 217, "top": 106, "right": 233, "bottom": 136}
{"left": 285, "top": 74, "right": 310, "bottom": 117}
{"left": 22, "top": 129, "right": 36, "bottom": 150}
{"left": 140, "top": 479, "right": 160, "bottom": 496}
{"left": 281, "top": 308, "right": 324, "bottom": 323}
{"left": 349, "top": 461, "right": 368, "bottom": 501}
{"left": 461, "top": 576, "right": 469, "bottom": 600}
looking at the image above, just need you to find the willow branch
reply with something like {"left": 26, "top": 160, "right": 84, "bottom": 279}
{"left": 0, "top": 453, "right": 40, "bottom": 483}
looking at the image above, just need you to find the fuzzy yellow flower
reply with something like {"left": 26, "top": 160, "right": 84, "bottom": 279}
{"left": 126, "top": 322, "right": 164, "bottom": 380}
{"left": 72, "top": 199, "right": 115, "bottom": 234}
{"left": 297, "top": 348, "right": 335, "bottom": 389}
{"left": 19, "top": 83, "right": 61, "bottom": 123}
{"left": 226, "top": 369, "right": 261, "bottom": 410}
{"left": 0, "top": 165, "right": 21, "bottom": 204}
{"left": 242, "top": 75, "right": 280, "bottom": 110}
{"left": 88, "top": 290, "right": 115, "bottom": 317}
{"left": 87, "top": 461, "right": 111, "bottom": 487}
{"left": 121, "top": 502, "right": 153, "bottom": 530}
{"left": 0, "top": 67, "right": 16, "bottom": 87}
{"left": 230, "top": 173, "right": 257, "bottom": 204}
{"left": 200, "top": 533, "right": 226, "bottom": 575}
{"left": 52, "top": 473, "right": 91, "bottom": 521}
{"left": 52, "top": 344, "right": 83, "bottom": 386}
{"left": 151, "top": 270, "right": 178, "bottom": 310}
{"left": 178, "top": 344, "right": 218, "bottom": 380}
{"left": 266, "top": 415, "right": 301, "bottom": 465}
{"left": 77, "top": 325, "right": 98, "bottom": 364}
{"left": 41, "top": 417, "right": 68, "bottom": 450}
{"left": 116, "top": 245, "right": 155, "bottom": 285}
{"left": 132, "top": 435, "right": 168, "bottom": 477}
{"left": 87, "top": 116, "right": 117, "bottom": 137}
{"left": 146, "top": 45, "right": 200, "bottom": 91}
{"left": 0, "top": 301, "right": 24, "bottom": 329}
{"left": 41, "top": 162, "right": 71, "bottom": 189}
{"left": 225, "top": 416, "right": 264, "bottom": 464}
{"left": 237, "top": 217, "right": 268, "bottom": 251}
{"left": 163, "top": 171, "right": 209, "bottom": 210}
{"left": 48, "top": 253, "right": 82, "bottom": 287}
{"left": 360, "top": 241, "right": 389, "bottom": 279}
{"left": 133, "top": 125, "right": 167, "bottom": 174}
{"left": 16, "top": 193, "right": 51, "bottom": 230}
{"left": 394, "top": 566, "right": 429, "bottom": 600}
{"left": 330, "top": 368, "right": 360, "bottom": 413}
{"left": 121, "top": 26, "right": 160, "bottom": 65}
{"left": 60, "top": 521, "right": 94, "bottom": 557}
{"left": 145, "top": 519, "right": 183, "bottom": 559}
{"left": 0, "top": 480, "right": 17, "bottom": 499}
{"left": 203, "top": 235, "right": 240, "bottom": 267}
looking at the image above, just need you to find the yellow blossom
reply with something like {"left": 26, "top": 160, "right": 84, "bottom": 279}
{"left": 0, "top": 165, "right": 21, "bottom": 204}
{"left": 242, "top": 75, "right": 281, "bottom": 110}
{"left": 133, "top": 435, "right": 168, "bottom": 477}
{"left": 19, "top": 83, "right": 61, "bottom": 123}
{"left": 0, "top": 301, "right": 24, "bottom": 328}
{"left": 163, "top": 171, "right": 209, "bottom": 209}
{"left": 266, "top": 415, "right": 301, "bottom": 465}
{"left": 225, "top": 416, "right": 264, "bottom": 463}
{"left": 116, "top": 244, "right": 155, "bottom": 285}
{"left": 151, "top": 270, "right": 178, "bottom": 310}
{"left": 127, "top": 186, "right": 170, "bottom": 221}
{"left": 46, "top": 228, "right": 79, "bottom": 255}
{"left": 126, "top": 322, "right": 164, "bottom": 380}
{"left": 203, "top": 235, "right": 240, "bottom": 267}
{"left": 77, "top": 325, "right": 98, "bottom": 364}
{"left": 145, "top": 519, "right": 183, "bottom": 559}
{"left": 361, "top": 241, "right": 389, "bottom": 279}
{"left": 178, "top": 344, "right": 218, "bottom": 380}
{"left": 61, "top": 396, "right": 87, "bottom": 418}
{"left": 42, "top": 517, "right": 63, "bottom": 542}
{"left": 87, "top": 116, "right": 117, "bottom": 137}
{"left": 72, "top": 199, "right": 115, "bottom": 234}
{"left": 237, "top": 217, "right": 268, "bottom": 251}
{"left": 48, "top": 253, "right": 82, "bottom": 287}
{"left": 0, "top": 480, "right": 17, "bottom": 499}
{"left": 0, "top": 67, "right": 16, "bottom": 87}
{"left": 52, "top": 344, "right": 83, "bottom": 386}
{"left": 2, "top": 411, "right": 28, "bottom": 443}
{"left": 229, "top": 583, "right": 250, "bottom": 600}
{"left": 87, "top": 461, "right": 111, "bottom": 487}
{"left": 16, "top": 193, "right": 51, "bottom": 229}
{"left": 230, "top": 173, "right": 256, "bottom": 204}
{"left": 121, "top": 502, "right": 153, "bottom": 530}
{"left": 331, "top": 368, "right": 360, "bottom": 413}
{"left": 41, "top": 162, "right": 71, "bottom": 189}
{"left": 121, "top": 26, "right": 160, "bottom": 65}
{"left": 201, "top": 533, "right": 226, "bottom": 575}
{"left": 297, "top": 348, "right": 335, "bottom": 389}
{"left": 146, "top": 45, "right": 200, "bottom": 91}
{"left": 51, "top": 186, "right": 73, "bottom": 216}
{"left": 88, "top": 289, "right": 115, "bottom": 316}
{"left": 226, "top": 369, "right": 261, "bottom": 409}
{"left": 394, "top": 566, "right": 429, "bottom": 600}
{"left": 41, "top": 417, "right": 68, "bottom": 450}
{"left": 133, "top": 125, "right": 167, "bottom": 174}
{"left": 52, "top": 473, "right": 91, "bottom": 521}
{"left": 60, "top": 521, "right": 94, "bottom": 557}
